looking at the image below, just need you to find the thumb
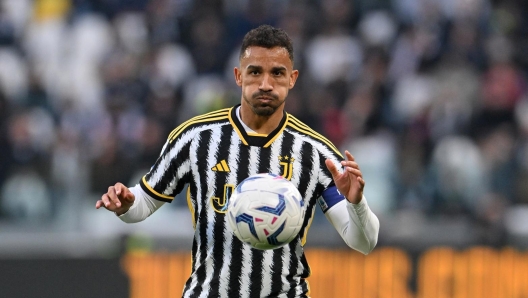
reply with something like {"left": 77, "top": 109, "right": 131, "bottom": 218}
{"left": 325, "top": 159, "right": 340, "bottom": 178}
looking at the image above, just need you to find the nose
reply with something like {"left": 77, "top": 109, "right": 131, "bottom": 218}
{"left": 259, "top": 73, "right": 273, "bottom": 91}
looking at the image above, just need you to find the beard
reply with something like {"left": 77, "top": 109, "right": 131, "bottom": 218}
{"left": 243, "top": 91, "right": 285, "bottom": 116}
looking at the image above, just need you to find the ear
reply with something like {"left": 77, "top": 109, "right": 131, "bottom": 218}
{"left": 289, "top": 70, "right": 299, "bottom": 89}
{"left": 234, "top": 67, "right": 242, "bottom": 87}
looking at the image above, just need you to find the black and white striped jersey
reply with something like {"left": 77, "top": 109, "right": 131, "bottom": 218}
{"left": 140, "top": 104, "right": 344, "bottom": 298}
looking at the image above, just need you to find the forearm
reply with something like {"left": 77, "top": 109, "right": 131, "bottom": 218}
{"left": 118, "top": 185, "right": 165, "bottom": 223}
{"left": 325, "top": 196, "right": 380, "bottom": 254}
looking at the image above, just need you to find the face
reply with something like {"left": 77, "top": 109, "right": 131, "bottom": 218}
{"left": 234, "top": 46, "right": 299, "bottom": 117}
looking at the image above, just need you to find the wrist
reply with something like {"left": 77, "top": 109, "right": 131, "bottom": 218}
{"left": 347, "top": 195, "right": 367, "bottom": 207}
{"left": 115, "top": 206, "right": 131, "bottom": 216}
{"left": 346, "top": 194, "right": 362, "bottom": 204}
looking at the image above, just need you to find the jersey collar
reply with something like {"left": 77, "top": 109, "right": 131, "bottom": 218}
{"left": 229, "top": 104, "right": 289, "bottom": 147}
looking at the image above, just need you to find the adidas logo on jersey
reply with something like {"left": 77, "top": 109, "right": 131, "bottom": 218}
{"left": 211, "top": 160, "right": 230, "bottom": 172}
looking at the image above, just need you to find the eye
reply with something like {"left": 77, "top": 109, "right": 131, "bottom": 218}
{"left": 250, "top": 70, "right": 260, "bottom": 75}
{"left": 273, "top": 70, "right": 285, "bottom": 76}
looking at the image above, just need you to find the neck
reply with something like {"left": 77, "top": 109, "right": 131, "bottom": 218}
{"left": 239, "top": 104, "right": 284, "bottom": 134}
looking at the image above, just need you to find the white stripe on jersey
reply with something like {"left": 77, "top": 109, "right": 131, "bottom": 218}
{"left": 280, "top": 244, "right": 292, "bottom": 294}
{"left": 294, "top": 241, "right": 306, "bottom": 297}
{"left": 240, "top": 243, "right": 253, "bottom": 298}
{"left": 260, "top": 250, "right": 275, "bottom": 297}
{"left": 248, "top": 144, "right": 260, "bottom": 175}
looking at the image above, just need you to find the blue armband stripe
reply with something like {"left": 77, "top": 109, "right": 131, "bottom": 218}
{"left": 318, "top": 186, "right": 345, "bottom": 213}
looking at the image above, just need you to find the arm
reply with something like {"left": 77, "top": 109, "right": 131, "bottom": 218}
{"left": 118, "top": 185, "right": 165, "bottom": 223}
{"left": 324, "top": 150, "right": 380, "bottom": 254}
{"left": 95, "top": 183, "right": 165, "bottom": 223}
{"left": 322, "top": 192, "right": 379, "bottom": 254}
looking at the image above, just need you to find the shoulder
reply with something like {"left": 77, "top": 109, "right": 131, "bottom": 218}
{"left": 167, "top": 107, "right": 232, "bottom": 143}
{"left": 285, "top": 113, "right": 343, "bottom": 158}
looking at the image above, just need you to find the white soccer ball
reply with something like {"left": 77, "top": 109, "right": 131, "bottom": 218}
{"left": 227, "top": 173, "right": 306, "bottom": 250}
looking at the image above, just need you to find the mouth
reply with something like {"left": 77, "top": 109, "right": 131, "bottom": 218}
{"left": 255, "top": 96, "right": 276, "bottom": 102}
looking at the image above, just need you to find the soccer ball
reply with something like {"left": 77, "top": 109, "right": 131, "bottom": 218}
{"left": 227, "top": 173, "right": 306, "bottom": 250}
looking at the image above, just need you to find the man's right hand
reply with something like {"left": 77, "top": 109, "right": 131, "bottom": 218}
{"left": 95, "top": 182, "right": 135, "bottom": 216}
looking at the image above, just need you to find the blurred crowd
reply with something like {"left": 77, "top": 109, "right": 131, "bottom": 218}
{"left": 1, "top": 0, "right": 528, "bottom": 247}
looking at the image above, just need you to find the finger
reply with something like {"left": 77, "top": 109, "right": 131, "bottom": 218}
{"left": 346, "top": 167, "right": 363, "bottom": 178}
{"left": 95, "top": 200, "right": 104, "bottom": 209}
{"left": 101, "top": 193, "right": 113, "bottom": 209}
{"left": 125, "top": 191, "right": 135, "bottom": 203}
{"left": 116, "top": 183, "right": 134, "bottom": 203}
{"left": 358, "top": 176, "right": 365, "bottom": 189}
{"left": 325, "top": 159, "right": 340, "bottom": 178}
{"left": 345, "top": 150, "right": 355, "bottom": 161}
{"left": 115, "top": 182, "right": 126, "bottom": 196}
{"left": 107, "top": 186, "right": 122, "bottom": 208}
{"left": 122, "top": 188, "right": 135, "bottom": 203}
{"left": 341, "top": 160, "right": 360, "bottom": 170}
{"left": 106, "top": 191, "right": 122, "bottom": 209}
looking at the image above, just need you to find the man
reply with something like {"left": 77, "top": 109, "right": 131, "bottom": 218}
{"left": 96, "top": 24, "right": 379, "bottom": 298}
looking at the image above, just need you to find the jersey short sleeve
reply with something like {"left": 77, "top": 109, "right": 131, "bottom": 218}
{"left": 140, "top": 108, "right": 232, "bottom": 203}
{"left": 139, "top": 134, "right": 192, "bottom": 202}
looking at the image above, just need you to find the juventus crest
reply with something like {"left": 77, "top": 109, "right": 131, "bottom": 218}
{"left": 278, "top": 155, "right": 294, "bottom": 180}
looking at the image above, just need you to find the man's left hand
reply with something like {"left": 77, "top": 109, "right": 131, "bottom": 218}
{"left": 325, "top": 150, "right": 365, "bottom": 204}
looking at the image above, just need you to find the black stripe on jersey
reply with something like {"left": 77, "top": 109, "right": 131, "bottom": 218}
{"left": 227, "top": 143, "right": 251, "bottom": 298}
{"left": 319, "top": 153, "right": 334, "bottom": 183}
{"left": 286, "top": 239, "right": 300, "bottom": 298}
{"left": 229, "top": 104, "right": 288, "bottom": 147}
{"left": 192, "top": 129, "right": 214, "bottom": 296}
{"left": 183, "top": 183, "right": 199, "bottom": 294}
{"left": 300, "top": 279, "right": 309, "bottom": 297}
{"left": 300, "top": 254, "right": 310, "bottom": 279}
{"left": 188, "top": 183, "right": 198, "bottom": 229}
{"left": 168, "top": 108, "right": 230, "bottom": 142}
{"left": 296, "top": 142, "right": 314, "bottom": 210}
{"left": 140, "top": 141, "right": 192, "bottom": 202}
{"left": 277, "top": 130, "right": 295, "bottom": 179}
{"left": 178, "top": 171, "right": 193, "bottom": 197}
{"left": 249, "top": 251, "right": 264, "bottom": 297}
{"left": 208, "top": 124, "right": 233, "bottom": 297}
{"left": 287, "top": 116, "right": 342, "bottom": 157}
{"left": 257, "top": 146, "right": 272, "bottom": 176}
{"left": 270, "top": 247, "right": 284, "bottom": 295}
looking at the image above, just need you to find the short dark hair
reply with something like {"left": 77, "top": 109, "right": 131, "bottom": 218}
{"left": 239, "top": 24, "right": 294, "bottom": 63}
